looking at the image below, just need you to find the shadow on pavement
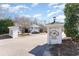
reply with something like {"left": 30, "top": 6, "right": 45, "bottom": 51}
{"left": 29, "top": 44, "right": 49, "bottom": 56}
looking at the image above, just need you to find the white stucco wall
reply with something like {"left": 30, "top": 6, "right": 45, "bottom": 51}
{"left": 48, "top": 28, "right": 62, "bottom": 44}
{"left": 30, "top": 27, "right": 40, "bottom": 33}
{"left": 29, "top": 24, "right": 40, "bottom": 33}
{"left": 8, "top": 26, "right": 19, "bottom": 38}
{"left": 47, "top": 23, "right": 64, "bottom": 44}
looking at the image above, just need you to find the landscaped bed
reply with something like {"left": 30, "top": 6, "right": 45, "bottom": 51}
{"left": 49, "top": 39, "right": 79, "bottom": 56}
{"left": 0, "top": 34, "right": 12, "bottom": 39}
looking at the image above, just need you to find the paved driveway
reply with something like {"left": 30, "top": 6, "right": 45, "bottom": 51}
{"left": 0, "top": 33, "right": 47, "bottom": 56}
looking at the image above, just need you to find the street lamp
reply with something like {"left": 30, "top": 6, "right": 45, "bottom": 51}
{"left": 53, "top": 16, "right": 56, "bottom": 23}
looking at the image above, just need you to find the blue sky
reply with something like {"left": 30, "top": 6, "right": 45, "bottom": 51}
{"left": 0, "top": 3, "right": 65, "bottom": 23}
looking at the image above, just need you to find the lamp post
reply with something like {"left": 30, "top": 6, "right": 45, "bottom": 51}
{"left": 53, "top": 16, "right": 56, "bottom": 23}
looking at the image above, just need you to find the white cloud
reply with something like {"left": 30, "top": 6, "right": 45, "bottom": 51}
{"left": 47, "top": 4, "right": 65, "bottom": 22}
{"left": 33, "top": 14, "right": 42, "bottom": 18}
{"left": 0, "top": 4, "right": 30, "bottom": 13}
{"left": 48, "top": 3, "right": 65, "bottom": 6}
{"left": 57, "top": 15, "right": 65, "bottom": 19}
{"left": 0, "top": 4, "right": 10, "bottom": 8}
{"left": 48, "top": 4, "right": 65, "bottom": 16}
{"left": 47, "top": 3, "right": 65, "bottom": 18}
{"left": 48, "top": 3, "right": 60, "bottom": 7}
{"left": 18, "top": 14, "right": 31, "bottom": 18}
{"left": 53, "top": 4, "right": 65, "bottom": 10}
{"left": 48, "top": 3, "right": 65, "bottom": 12}
{"left": 14, "top": 5, "right": 30, "bottom": 10}
{"left": 47, "top": 10, "right": 62, "bottom": 17}
{"left": 22, "top": 15, "right": 31, "bottom": 18}
{"left": 0, "top": 4, "right": 11, "bottom": 18}
{"left": 47, "top": 12, "right": 56, "bottom": 17}
{"left": 56, "top": 15, "right": 65, "bottom": 22}
{"left": 31, "top": 3, "right": 38, "bottom": 7}
{"left": 47, "top": 10, "right": 50, "bottom": 13}
{"left": 9, "top": 5, "right": 30, "bottom": 13}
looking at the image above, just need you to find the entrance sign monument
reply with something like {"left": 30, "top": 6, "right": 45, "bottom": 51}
{"left": 47, "top": 23, "right": 64, "bottom": 44}
{"left": 46, "top": 17, "right": 64, "bottom": 44}
{"left": 8, "top": 26, "right": 19, "bottom": 38}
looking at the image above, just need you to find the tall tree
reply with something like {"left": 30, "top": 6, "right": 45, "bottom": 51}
{"left": 14, "top": 16, "right": 32, "bottom": 33}
{"left": 64, "top": 3, "right": 79, "bottom": 40}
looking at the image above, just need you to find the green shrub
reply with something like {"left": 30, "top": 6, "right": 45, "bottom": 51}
{"left": 64, "top": 3, "right": 79, "bottom": 40}
{"left": 0, "top": 18, "right": 14, "bottom": 34}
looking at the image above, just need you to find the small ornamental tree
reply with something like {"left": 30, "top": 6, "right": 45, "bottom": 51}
{"left": 64, "top": 3, "right": 79, "bottom": 40}
{"left": 0, "top": 18, "right": 14, "bottom": 34}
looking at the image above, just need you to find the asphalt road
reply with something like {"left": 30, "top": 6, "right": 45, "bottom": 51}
{"left": 0, "top": 33, "right": 47, "bottom": 56}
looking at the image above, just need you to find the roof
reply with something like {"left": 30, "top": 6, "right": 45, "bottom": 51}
{"left": 46, "top": 21, "right": 64, "bottom": 25}
{"left": 8, "top": 26, "right": 19, "bottom": 29}
{"left": 46, "top": 22, "right": 64, "bottom": 28}
{"left": 49, "top": 22, "right": 64, "bottom": 24}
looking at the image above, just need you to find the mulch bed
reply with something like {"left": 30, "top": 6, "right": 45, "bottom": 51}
{"left": 49, "top": 39, "right": 79, "bottom": 56}
{"left": 0, "top": 34, "right": 12, "bottom": 39}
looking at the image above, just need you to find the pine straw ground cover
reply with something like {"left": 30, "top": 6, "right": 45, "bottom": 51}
{"left": 49, "top": 39, "right": 79, "bottom": 56}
